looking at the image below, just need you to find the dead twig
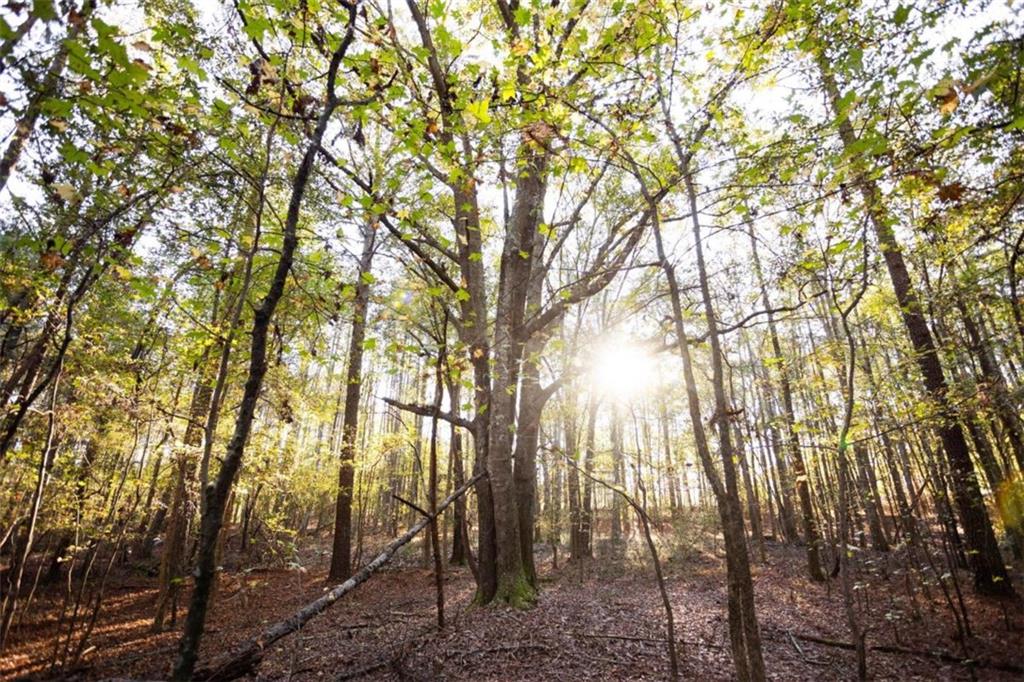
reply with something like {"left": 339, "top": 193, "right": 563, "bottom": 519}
{"left": 572, "top": 631, "right": 727, "bottom": 651}
{"left": 783, "top": 631, "right": 1023, "bottom": 674}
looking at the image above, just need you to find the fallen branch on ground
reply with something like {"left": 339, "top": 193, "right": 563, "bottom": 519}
{"left": 192, "top": 471, "right": 485, "bottom": 681}
{"left": 464, "top": 643, "right": 550, "bottom": 656}
{"left": 571, "top": 631, "right": 726, "bottom": 650}
{"left": 785, "top": 631, "right": 1024, "bottom": 674}
{"left": 786, "top": 630, "right": 829, "bottom": 666}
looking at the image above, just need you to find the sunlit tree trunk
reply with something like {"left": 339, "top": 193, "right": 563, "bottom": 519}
{"left": 653, "top": 197, "right": 765, "bottom": 681}
{"left": 153, "top": 368, "right": 212, "bottom": 632}
{"left": 751, "top": 231, "right": 824, "bottom": 580}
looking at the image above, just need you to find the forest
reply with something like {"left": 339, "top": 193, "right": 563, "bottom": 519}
{"left": 0, "top": 0, "right": 1023, "bottom": 679}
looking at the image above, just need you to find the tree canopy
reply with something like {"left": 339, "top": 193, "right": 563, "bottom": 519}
{"left": 1, "top": 0, "right": 1022, "bottom": 679}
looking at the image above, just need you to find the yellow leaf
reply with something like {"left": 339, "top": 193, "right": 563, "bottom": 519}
{"left": 938, "top": 90, "right": 958, "bottom": 114}
{"left": 465, "top": 99, "right": 491, "bottom": 125}
{"left": 932, "top": 80, "right": 959, "bottom": 115}
{"left": 53, "top": 183, "right": 77, "bottom": 201}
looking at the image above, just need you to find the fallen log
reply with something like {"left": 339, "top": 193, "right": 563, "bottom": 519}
{"left": 193, "top": 471, "right": 485, "bottom": 681}
{"left": 787, "top": 631, "right": 1024, "bottom": 674}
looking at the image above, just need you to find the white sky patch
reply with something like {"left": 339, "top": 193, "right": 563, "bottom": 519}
{"left": 586, "top": 331, "right": 661, "bottom": 402}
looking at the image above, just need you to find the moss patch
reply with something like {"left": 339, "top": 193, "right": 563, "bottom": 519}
{"left": 494, "top": 571, "right": 537, "bottom": 609}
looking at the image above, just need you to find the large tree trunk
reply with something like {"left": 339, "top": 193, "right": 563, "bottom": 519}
{"left": 484, "top": 146, "right": 548, "bottom": 605}
{"left": 514, "top": 340, "right": 544, "bottom": 587}
{"left": 513, "top": 237, "right": 551, "bottom": 587}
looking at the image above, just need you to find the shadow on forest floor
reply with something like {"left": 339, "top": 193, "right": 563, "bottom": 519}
{"left": 2, "top": 536, "right": 1022, "bottom": 680}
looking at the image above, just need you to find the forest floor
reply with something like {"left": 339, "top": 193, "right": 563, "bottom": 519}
{"left": 2, "top": 534, "right": 1023, "bottom": 681}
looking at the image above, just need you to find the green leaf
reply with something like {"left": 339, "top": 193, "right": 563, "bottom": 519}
{"left": 828, "top": 239, "right": 852, "bottom": 256}
{"left": 243, "top": 16, "right": 271, "bottom": 41}
{"left": 33, "top": 0, "right": 56, "bottom": 22}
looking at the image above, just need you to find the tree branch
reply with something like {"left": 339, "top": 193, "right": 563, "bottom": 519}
{"left": 382, "top": 396, "right": 473, "bottom": 431}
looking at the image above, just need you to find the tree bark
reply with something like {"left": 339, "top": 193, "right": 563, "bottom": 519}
{"left": 153, "top": 372, "right": 212, "bottom": 632}
{"left": 748, "top": 228, "right": 823, "bottom": 578}
{"left": 0, "top": 0, "right": 95, "bottom": 194}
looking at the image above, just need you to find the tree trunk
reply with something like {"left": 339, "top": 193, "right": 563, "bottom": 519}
{"left": 328, "top": 225, "right": 376, "bottom": 582}
{"left": 484, "top": 145, "right": 548, "bottom": 605}
{"left": 582, "top": 394, "right": 598, "bottom": 561}
{"left": 447, "top": 376, "right": 468, "bottom": 565}
{"left": 0, "top": 370, "right": 60, "bottom": 652}
{"left": 817, "top": 54, "right": 1011, "bottom": 596}
{"left": 0, "top": 0, "right": 95, "bottom": 194}
{"left": 653, "top": 195, "right": 765, "bottom": 681}
{"left": 566, "top": 402, "right": 584, "bottom": 563}
{"left": 428, "top": 325, "right": 446, "bottom": 628}
{"left": 853, "top": 443, "right": 890, "bottom": 552}
{"left": 153, "top": 373, "right": 213, "bottom": 632}
{"left": 610, "top": 403, "right": 624, "bottom": 550}
{"left": 748, "top": 234, "right": 804, "bottom": 548}
{"left": 171, "top": 17, "right": 357, "bottom": 677}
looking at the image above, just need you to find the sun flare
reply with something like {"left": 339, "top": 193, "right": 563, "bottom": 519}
{"left": 587, "top": 336, "right": 660, "bottom": 400}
